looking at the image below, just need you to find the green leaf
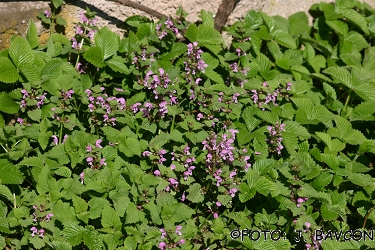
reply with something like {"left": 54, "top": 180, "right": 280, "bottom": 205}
{"left": 203, "top": 70, "right": 224, "bottom": 84}
{"left": 272, "top": 29, "right": 297, "bottom": 49}
{"left": 64, "top": 222, "right": 85, "bottom": 246}
{"left": 40, "top": 59, "right": 63, "bottom": 82}
{"left": 0, "top": 114, "right": 4, "bottom": 128}
{"left": 197, "top": 25, "right": 223, "bottom": 44}
{"left": 0, "top": 92, "right": 19, "bottom": 114}
{"left": 54, "top": 166, "right": 72, "bottom": 178}
{"left": 345, "top": 31, "right": 368, "bottom": 51}
{"left": 106, "top": 56, "right": 129, "bottom": 74}
{"left": 242, "top": 107, "right": 261, "bottom": 132}
{"left": 0, "top": 57, "right": 19, "bottom": 83}
{"left": 102, "top": 205, "right": 122, "bottom": 230}
{"left": 159, "top": 43, "right": 187, "bottom": 60}
{"left": 323, "top": 66, "right": 352, "bottom": 89}
{"left": 200, "top": 10, "right": 214, "bottom": 27}
{"left": 83, "top": 46, "right": 106, "bottom": 68}
{"left": 27, "top": 109, "right": 42, "bottom": 122}
{"left": 0, "top": 159, "right": 24, "bottom": 184}
{"left": 186, "top": 183, "right": 204, "bottom": 203}
{"left": 119, "top": 138, "right": 141, "bottom": 157}
{"left": 325, "top": 20, "right": 349, "bottom": 36}
{"left": 340, "top": 9, "right": 369, "bottom": 35}
{"left": 95, "top": 27, "right": 119, "bottom": 60}
{"left": 0, "top": 184, "right": 13, "bottom": 202}
{"left": 184, "top": 24, "right": 198, "bottom": 42}
{"left": 288, "top": 12, "right": 310, "bottom": 35}
{"left": 244, "top": 10, "right": 263, "bottom": 29}
{"left": 51, "top": 0, "right": 63, "bottom": 8}
{"left": 9, "top": 36, "right": 34, "bottom": 68}
{"left": 26, "top": 20, "right": 39, "bottom": 49}
{"left": 349, "top": 101, "right": 375, "bottom": 121}
{"left": 56, "top": 15, "right": 67, "bottom": 26}
{"left": 255, "top": 110, "right": 278, "bottom": 124}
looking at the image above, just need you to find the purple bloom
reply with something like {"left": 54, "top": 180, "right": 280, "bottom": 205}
{"left": 38, "top": 228, "right": 44, "bottom": 238}
{"left": 154, "top": 170, "right": 161, "bottom": 176}
{"left": 95, "top": 139, "right": 102, "bottom": 148}
{"left": 177, "top": 239, "right": 186, "bottom": 245}
{"left": 44, "top": 10, "right": 51, "bottom": 18}
{"left": 213, "top": 212, "right": 218, "bottom": 219}
{"left": 17, "top": 118, "right": 24, "bottom": 125}
{"left": 45, "top": 213, "right": 54, "bottom": 222}
{"left": 158, "top": 242, "right": 167, "bottom": 250}
{"left": 160, "top": 228, "right": 167, "bottom": 239}
{"left": 86, "top": 145, "right": 92, "bottom": 153}
{"left": 79, "top": 172, "right": 84, "bottom": 184}
{"left": 21, "top": 89, "right": 28, "bottom": 98}
{"left": 216, "top": 201, "right": 222, "bottom": 207}
{"left": 30, "top": 226, "right": 38, "bottom": 237}
{"left": 175, "top": 225, "right": 182, "bottom": 235}
{"left": 51, "top": 135, "right": 58, "bottom": 145}
{"left": 99, "top": 158, "right": 107, "bottom": 167}
{"left": 229, "top": 188, "right": 237, "bottom": 197}
{"left": 142, "top": 151, "right": 151, "bottom": 157}
{"left": 86, "top": 157, "right": 94, "bottom": 166}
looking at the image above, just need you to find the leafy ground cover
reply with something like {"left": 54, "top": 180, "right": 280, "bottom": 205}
{"left": 1, "top": 0, "right": 375, "bottom": 249}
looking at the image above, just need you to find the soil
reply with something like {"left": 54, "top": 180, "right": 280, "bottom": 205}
{"left": 1, "top": 0, "right": 375, "bottom": 49}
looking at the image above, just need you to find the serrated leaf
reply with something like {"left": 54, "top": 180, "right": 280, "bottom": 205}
{"left": 0, "top": 184, "right": 13, "bottom": 202}
{"left": 203, "top": 70, "right": 224, "bottom": 84}
{"left": 83, "top": 46, "right": 106, "bottom": 68}
{"left": 288, "top": 11, "right": 310, "bottom": 35}
{"left": 95, "top": 27, "right": 119, "bottom": 60}
{"left": 26, "top": 20, "right": 39, "bottom": 49}
{"left": 323, "top": 66, "right": 352, "bottom": 89}
{"left": 200, "top": 10, "right": 214, "bottom": 27}
{"left": 340, "top": 9, "right": 369, "bottom": 35}
{"left": 9, "top": 36, "right": 34, "bottom": 68}
{"left": 325, "top": 20, "right": 349, "bottom": 36}
{"left": 186, "top": 183, "right": 204, "bottom": 203}
{"left": 272, "top": 29, "right": 297, "bottom": 49}
{"left": 106, "top": 56, "right": 129, "bottom": 74}
{"left": 27, "top": 109, "right": 42, "bottom": 122}
{"left": 54, "top": 166, "right": 72, "bottom": 178}
{"left": 244, "top": 10, "right": 263, "bottom": 29}
{"left": 0, "top": 57, "right": 19, "bottom": 83}
{"left": 64, "top": 223, "right": 85, "bottom": 246}
{"left": 159, "top": 42, "right": 187, "bottom": 60}
{"left": 0, "top": 159, "right": 24, "bottom": 184}
{"left": 0, "top": 92, "right": 19, "bottom": 114}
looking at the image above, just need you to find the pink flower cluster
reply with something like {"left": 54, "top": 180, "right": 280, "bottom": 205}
{"left": 131, "top": 48, "right": 157, "bottom": 70}
{"left": 51, "top": 134, "right": 68, "bottom": 145}
{"left": 30, "top": 205, "right": 54, "bottom": 238}
{"left": 266, "top": 122, "right": 286, "bottom": 155}
{"left": 202, "top": 129, "right": 239, "bottom": 168}
{"left": 158, "top": 226, "right": 185, "bottom": 249}
{"left": 85, "top": 88, "right": 126, "bottom": 126}
{"left": 184, "top": 42, "right": 207, "bottom": 83}
{"left": 85, "top": 139, "right": 107, "bottom": 169}
{"left": 20, "top": 89, "right": 47, "bottom": 109}
{"left": 156, "top": 17, "right": 179, "bottom": 39}
{"left": 251, "top": 82, "right": 292, "bottom": 109}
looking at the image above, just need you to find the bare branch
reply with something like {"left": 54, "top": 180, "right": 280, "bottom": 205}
{"left": 111, "top": 0, "right": 168, "bottom": 20}
{"left": 214, "top": 0, "right": 236, "bottom": 32}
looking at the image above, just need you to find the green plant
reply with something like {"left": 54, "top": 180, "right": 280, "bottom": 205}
{"left": 1, "top": 1, "right": 375, "bottom": 249}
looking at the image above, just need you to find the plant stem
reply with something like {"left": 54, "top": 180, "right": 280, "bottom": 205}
{"left": 362, "top": 204, "right": 375, "bottom": 229}
{"left": 58, "top": 114, "right": 64, "bottom": 144}
{"left": 198, "top": 213, "right": 212, "bottom": 231}
{"left": 343, "top": 92, "right": 351, "bottom": 117}
{"left": 170, "top": 115, "right": 175, "bottom": 133}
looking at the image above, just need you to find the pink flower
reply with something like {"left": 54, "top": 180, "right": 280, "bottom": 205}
{"left": 44, "top": 10, "right": 51, "bottom": 18}
{"left": 45, "top": 213, "right": 54, "bottom": 222}
{"left": 79, "top": 172, "right": 84, "bottom": 184}
{"left": 30, "top": 226, "right": 38, "bottom": 237}
{"left": 154, "top": 170, "right": 161, "bottom": 176}
{"left": 95, "top": 139, "right": 102, "bottom": 148}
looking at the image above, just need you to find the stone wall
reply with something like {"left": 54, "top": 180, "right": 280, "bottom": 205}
{"left": 1, "top": 0, "right": 375, "bottom": 50}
